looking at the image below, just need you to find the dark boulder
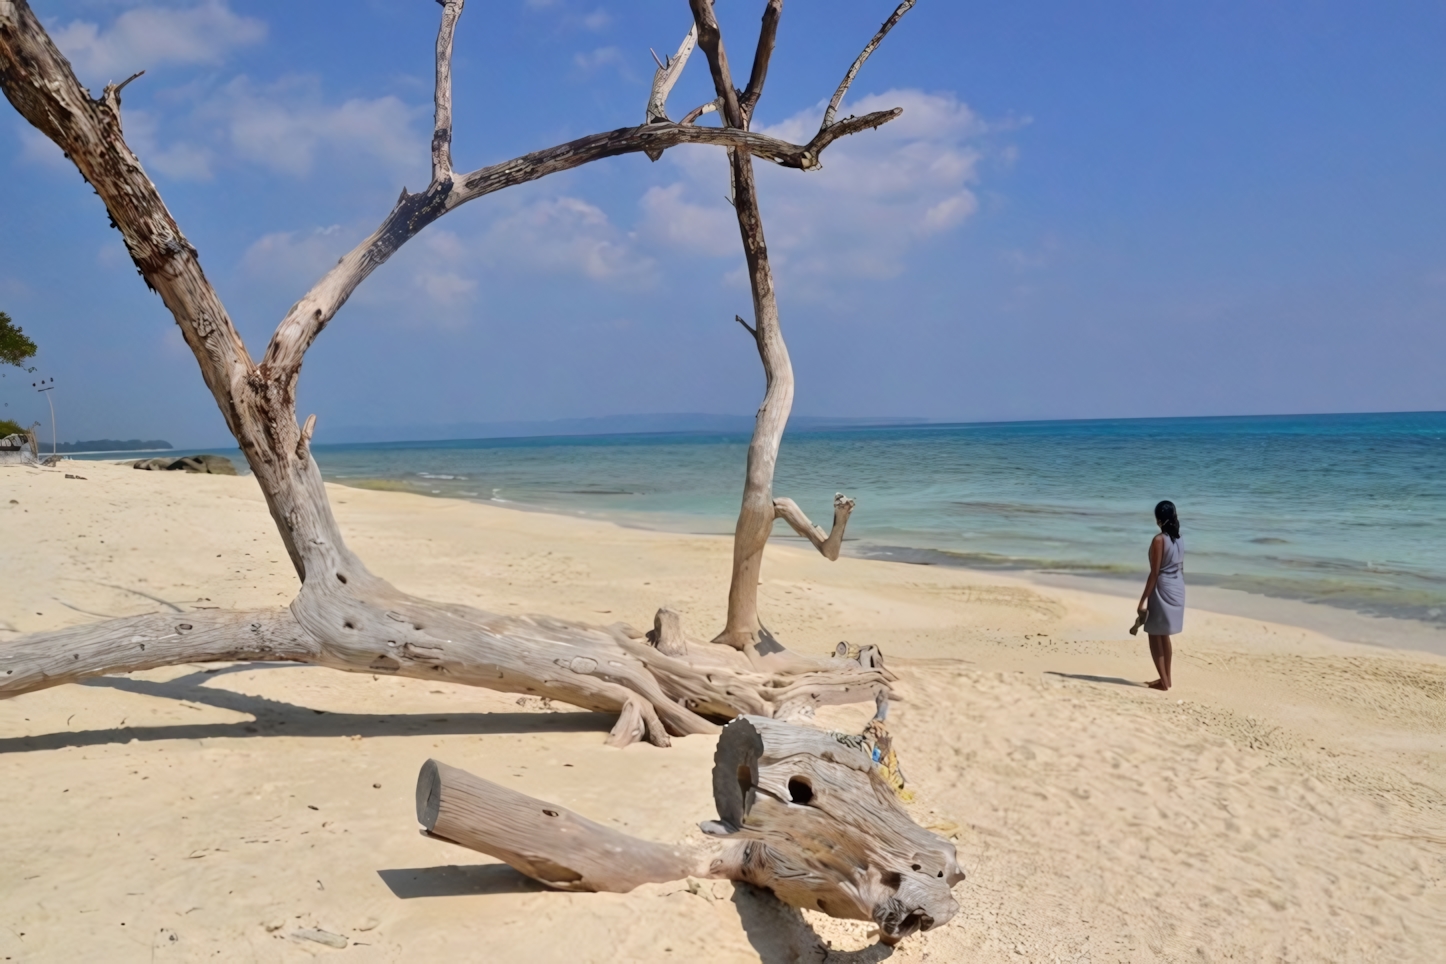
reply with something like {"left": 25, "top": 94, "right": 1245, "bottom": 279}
{"left": 132, "top": 454, "right": 239, "bottom": 475}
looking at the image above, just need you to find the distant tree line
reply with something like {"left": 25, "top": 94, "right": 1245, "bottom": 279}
{"left": 53, "top": 439, "right": 173, "bottom": 453}
{"left": 0, "top": 311, "right": 35, "bottom": 370}
{"left": 0, "top": 310, "right": 38, "bottom": 436}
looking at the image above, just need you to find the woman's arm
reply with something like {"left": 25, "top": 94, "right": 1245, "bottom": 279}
{"left": 1138, "top": 534, "right": 1163, "bottom": 613}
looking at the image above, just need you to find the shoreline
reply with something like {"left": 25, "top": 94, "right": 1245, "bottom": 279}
{"left": 1026, "top": 570, "right": 1446, "bottom": 658}
{"left": 75, "top": 459, "right": 1446, "bottom": 659}
{"left": 333, "top": 473, "right": 1446, "bottom": 659}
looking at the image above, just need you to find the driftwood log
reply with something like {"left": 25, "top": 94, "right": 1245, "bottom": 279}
{"left": 0, "top": 0, "right": 916, "bottom": 746}
{"left": 418, "top": 714, "right": 964, "bottom": 946}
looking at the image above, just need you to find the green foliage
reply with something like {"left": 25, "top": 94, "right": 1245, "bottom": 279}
{"left": 0, "top": 417, "right": 23, "bottom": 437}
{"left": 0, "top": 311, "right": 38, "bottom": 370}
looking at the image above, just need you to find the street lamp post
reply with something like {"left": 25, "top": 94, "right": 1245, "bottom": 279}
{"left": 33, "top": 376, "right": 55, "bottom": 459}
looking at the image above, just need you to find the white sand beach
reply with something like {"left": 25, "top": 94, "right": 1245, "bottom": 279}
{"left": 2, "top": 461, "right": 1444, "bottom": 962}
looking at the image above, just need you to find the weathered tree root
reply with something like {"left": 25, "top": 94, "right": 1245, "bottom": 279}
{"left": 418, "top": 714, "right": 964, "bottom": 946}
{"left": 0, "top": 601, "right": 890, "bottom": 748}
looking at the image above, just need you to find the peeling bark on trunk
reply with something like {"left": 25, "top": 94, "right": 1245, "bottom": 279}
{"left": 417, "top": 714, "right": 964, "bottom": 946}
{"left": 0, "top": 0, "right": 913, "bottom": 745}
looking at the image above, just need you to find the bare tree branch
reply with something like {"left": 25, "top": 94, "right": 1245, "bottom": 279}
{"left": 431, "top": 0, "right": 464, "bottom": 182}
{"left": 114, "top": 68, "right": 144, "bottom": 95}
{"left": 739, "top": 0, "right": 783, "bottom": 123}
{"left": 688, "top": 0, "right": 745, "bottom": 128}
{"left": 821, "top": 0, "right": 917, "bottom": 131}
{"left": 258, "top": 1, "right": 898, "bottom": 380}
{"left": 0, "top": 610, "right": 318, "bottom": 699}
{"left": 645, "top": 23, "right": 697, "bottom": 123}
{"left": 774, "top": 493, "right": 855, "bottom": 561}
{"left": 259, "top": 114, "right": 898, "bottom": 380}
{"left": 680, "top": 99, "right": 719, "bottom": 125}
{"left": 735, "top": 314, "right": 758, "bottom": 339}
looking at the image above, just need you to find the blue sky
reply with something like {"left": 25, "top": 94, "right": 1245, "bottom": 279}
{"left": 2, "top": 0, "right": 1443, "bottom": 446}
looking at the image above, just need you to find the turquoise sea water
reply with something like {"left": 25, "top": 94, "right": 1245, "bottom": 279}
{"left": 293, "top": 412, "right": 1446, "bottom": 627}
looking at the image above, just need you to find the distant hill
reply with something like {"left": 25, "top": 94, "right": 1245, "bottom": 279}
{"left": 53, "top": 439, "right": 173, "bottom": 453}
{"left": 323, "top": 413, "right": 929, "bottom": 445}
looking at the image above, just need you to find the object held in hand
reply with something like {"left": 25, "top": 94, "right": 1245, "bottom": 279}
{"left": 1129, "top": 611, "right": 1147, "bottom": 636}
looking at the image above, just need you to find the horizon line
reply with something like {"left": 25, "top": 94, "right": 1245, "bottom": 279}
{"left": 70, "top": 407, "right": 1444, "bottom": 455}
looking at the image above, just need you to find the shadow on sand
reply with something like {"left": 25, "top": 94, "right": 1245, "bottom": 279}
{"left": 0, "top": 663, "right": 616, "bottom": 754}
{"left": 732, "top": 882, "right": 895, "bottom": 963}
{"left": 376, "top": 868, "right": 898, "bottom": 960}
{"left": 1045, "top": 671, "right": 1146, "bottom": 688}
{"left": 377, "top": 864, "right": 547, "bottom": 899}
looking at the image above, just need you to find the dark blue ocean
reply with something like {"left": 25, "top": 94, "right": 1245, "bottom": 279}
{"left": 271, "top": 411, "right": 1445, "bottom": 627}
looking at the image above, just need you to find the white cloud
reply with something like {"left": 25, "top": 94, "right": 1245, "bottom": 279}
{"left": 410, "top": 231, "right": 479, "bottom": 307}
{"left": 573, "top": 45, "right": 634, "bottom": 80}
{"left": 241, "top": 224, "right": 351, "bottom": 290}
{"left": 524, "top": 0, "right": 611, "bottom": 32}
{"left": 639, "top": 89, "right": 990, "bottom": 289}
{"left": 207, "top": 76, "right": 425, "bottom": 179}
{"left": 581, "top": 9, "right": 612, "bottom": 31}
{"left": 52, "top": 0, "right": 266, "bottom": 83}
{"left": 414, "top": 271, "right": 478, "bottom": 306}
{"left": 15, "top": 125, "right": 69, "bottom": 170}
{"left": 110, "top": 75, "right": 427, "bottom": 182}
{"left": 237, "top": 194, "right": 655, "bottom": 330}
{"left": 121, "top": 108, "right": 215, "bottom": 180}
{"left": 637, "top": 183, "right": 738, "bottom": 256}
{"left": 574, "top": 46, "right": 623, "bottom": 70}
{"left": 474, "top": 197, "right": 656, "bottom": 287}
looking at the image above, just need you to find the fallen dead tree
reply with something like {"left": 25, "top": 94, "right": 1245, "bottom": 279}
{"left": 418, "top": 713, "right": 964, "bottom": 945}
{"left": 0, "top": 0, "right": 919, "bottom": 745}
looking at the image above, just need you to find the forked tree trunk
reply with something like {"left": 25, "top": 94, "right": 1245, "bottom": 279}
{"left": 0, "top": 0, "right": 912, "bottom": 745}
{"left": 417, "top": 714, "right": 964, "bottom": 946}
{"left": 688, "top": 0, "right": 913, "bottom": 657}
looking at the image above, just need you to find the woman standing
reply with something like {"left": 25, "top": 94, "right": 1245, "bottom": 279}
{"left": 1138, "top": 500, "right": 1185, "bottom": 691}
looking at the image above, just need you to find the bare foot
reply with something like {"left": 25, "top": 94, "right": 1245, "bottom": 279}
{"left": 1147, "top": 679, "right": 1169, "bottom": 691}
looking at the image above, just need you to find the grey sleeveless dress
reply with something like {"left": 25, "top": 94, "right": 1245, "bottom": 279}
{"left": 1143, "top": 535, "right": 1185, "bottom": 635}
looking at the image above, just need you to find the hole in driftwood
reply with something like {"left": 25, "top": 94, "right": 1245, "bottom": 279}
{"left": 542, "top": 809, "right": 558, "bottom": 817}
{"left": 177, "top": 623, "right": 193, "bottom": 632}
{"left": 336, "top": 572, "right": 348, "bottom": 584}
{"left": 787, "top": 777, "right": 813, "bottom": 805}
{"left": 344, "top": 621, "right": 355, "bottom": 630}
{"left": 911, "top": 863, "right": 921, "bottom": 871}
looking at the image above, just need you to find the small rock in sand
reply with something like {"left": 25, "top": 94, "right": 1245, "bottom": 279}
{"left": 293, "top": 928, "right": 347, "bottom": 948}
{"left": 132, "top": 454, "right": 238, "bottom": 475}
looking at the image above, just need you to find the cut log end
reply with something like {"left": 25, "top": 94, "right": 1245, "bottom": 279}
{"left": 415, "top": 758, "right": 701, "bottom": 892}
{"left": 710, "top": 716, "right": 964, "bottom": 943}
{"left": 416, "top": 757, "right": 443, "bottom": 831}
{"left": 418, "top": 716, "right": 964, "bottom": 946}
{"left": 646, "top": 607, "right": 688, "bottom": 657}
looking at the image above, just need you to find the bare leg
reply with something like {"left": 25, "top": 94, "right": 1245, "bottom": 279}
{"left": 1147, "top": 635, "right": 1169, "bottom": 690}
{"left": 1159, "top": 634, "right": 1173, "bottom": 690}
